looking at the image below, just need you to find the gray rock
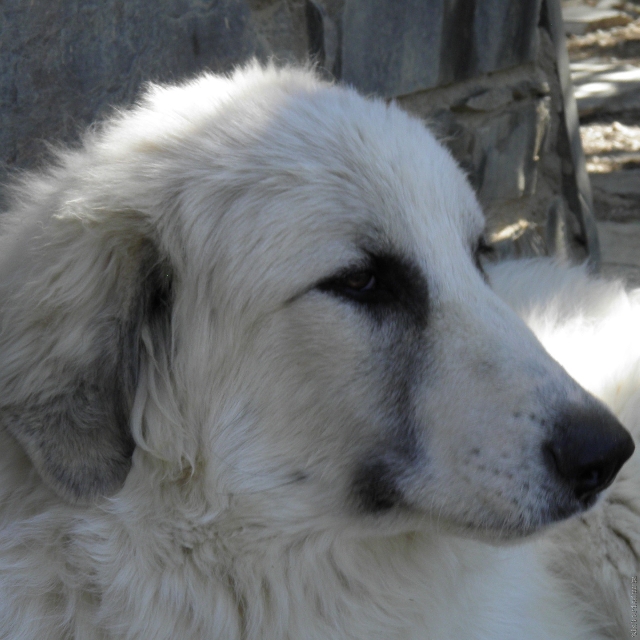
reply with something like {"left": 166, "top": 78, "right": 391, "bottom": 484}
{"left": 341, "top": 0, "right": 541, "bottom": 98}
{"left": 591, "top": 169, "right": 640, "bottom": 222}
{"left": 464, "top": 87, "right": 514, "bottom": 112}
{"left": 544, "top": 0, "right": 600, "bottom": 268}
{"left": 0, "top": 0, "right": 258, "bottom": 181}
{"left": 470, "top": 98, "right": 550, "bottom": 205}
{"left": 591, "top": 169, "right": 640, "bottom": 198}
{"left": 305, "top": 0, "right": 339, "bottom": 75}
{"left": 490, "top": 219, "right": 548, "bottom": 260}
{"left": 572, "top": 59, "right": 640, "bottom": 118}
{"left": 598, "top": 221, "right": 640, "bottom": 286}
{"left": 0, "top": 0, "right": 605, "bottom": 270}
{"left": 562, "top": 6, "right": 631, "bottom": 36}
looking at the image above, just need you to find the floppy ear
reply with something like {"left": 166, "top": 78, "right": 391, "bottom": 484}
{"left": 0, "top": 200, "right": 173, "bottom": 505}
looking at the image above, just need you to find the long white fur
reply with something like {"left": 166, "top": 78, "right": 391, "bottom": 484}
{"left": 0, "top": 65, "right": 637, "bottom": 639}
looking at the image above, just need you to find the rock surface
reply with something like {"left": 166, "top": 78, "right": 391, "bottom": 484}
{"left": 572, "top": 58, "right": 640, "bottom": 117}
{"left": 563, "top": 6, "right": 631, "bottom": 36}
{"left": 598, "top": 221, "right": 640, "bottom": 285}
{"left": 566, "top": 2, "right": 640, "bottom": 288}
{"left": 0, "top": 0, "right": 258, "bottom": 177}
{"left": 341, "top": 0, "right": 542, "bottom": 98}
{"left": 0, "top": 0, "right": 600, "bottom": 267}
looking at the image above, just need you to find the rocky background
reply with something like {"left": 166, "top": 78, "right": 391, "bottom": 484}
{"left": 0, "top": 0, "right": 601, "bottom": 266}
{"left": 565, "top": 0, "right": 640, "bottom": 285}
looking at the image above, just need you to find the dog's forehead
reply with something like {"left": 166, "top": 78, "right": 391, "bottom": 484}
{"left": 157, "top": 73, "right": 486, "bottom": 306}
{"left": 200, "top": 81, "right": 484, "bottom": 289}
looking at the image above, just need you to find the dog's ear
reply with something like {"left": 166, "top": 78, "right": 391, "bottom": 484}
{"left": 0, "top": 202, "right": 173, "bottom": 505}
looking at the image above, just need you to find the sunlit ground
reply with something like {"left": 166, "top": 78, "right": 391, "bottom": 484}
{"left": 567, "top": 16, "right": 640, "bottom": 172}
{"left": 580, "top": 120, "right": 640, "bottom": 172}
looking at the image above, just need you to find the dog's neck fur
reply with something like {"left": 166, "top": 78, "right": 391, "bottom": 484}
{"left": 0, "top": 430, "right": 589, "bottom": 640}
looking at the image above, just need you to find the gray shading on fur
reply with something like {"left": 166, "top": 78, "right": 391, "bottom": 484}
{"left": 0, "top": 212, "right": 173, "bottom": 503}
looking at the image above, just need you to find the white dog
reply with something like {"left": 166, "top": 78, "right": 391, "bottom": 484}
{"left": 0, "top": 65, "right": 637, "bottom": 639}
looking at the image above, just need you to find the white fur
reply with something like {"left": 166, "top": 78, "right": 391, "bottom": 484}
{"left": 0, "top": 65, "right": 637, "bottom": 639}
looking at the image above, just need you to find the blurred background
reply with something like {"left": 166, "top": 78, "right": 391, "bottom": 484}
{"left": 565, "top": 0, "right": 640, "bottom": 284}
{"left": 1, "top": 0, "right": 638, "bottom": 282}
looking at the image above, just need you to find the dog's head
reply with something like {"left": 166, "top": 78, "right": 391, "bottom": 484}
{"left": 0, "top": 66, "right": 633, "bottom": 541}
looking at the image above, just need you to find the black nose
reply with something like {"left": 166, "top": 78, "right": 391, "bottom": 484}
{"left": 544, "top": 402, "right": 635, "bottom": 504}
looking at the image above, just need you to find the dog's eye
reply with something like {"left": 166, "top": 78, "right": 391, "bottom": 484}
{"left": 473, "top": 236, "right": 494, "bottom": 279}
{"left": 343, "top": 270, "right": 376, "bottom": 293}
{"left": 317, "top": 266, "right": 381, "bottom": 302}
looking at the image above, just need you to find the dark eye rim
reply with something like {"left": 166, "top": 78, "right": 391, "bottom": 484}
{"left": 314, "top": 252, "right": 429, "bottom": 325}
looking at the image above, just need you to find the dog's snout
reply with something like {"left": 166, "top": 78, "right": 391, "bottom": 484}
{"left": 544, "top": 403, "right": 635, "bottom": 504}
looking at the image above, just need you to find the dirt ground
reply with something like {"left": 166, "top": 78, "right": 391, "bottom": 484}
{"left": 565, "top": 0, "right": 640, "bottom": 284}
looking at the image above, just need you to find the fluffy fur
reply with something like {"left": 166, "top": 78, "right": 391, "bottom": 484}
{"left": 0, "top": 65, "right": 638, "bottom": 639}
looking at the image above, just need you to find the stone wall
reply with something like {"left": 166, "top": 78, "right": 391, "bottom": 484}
{"left": 337, "top": 0, "right": 596, "bottom": 263}
{"left": 0, "top": 0, "right": 596, "bottom": 263}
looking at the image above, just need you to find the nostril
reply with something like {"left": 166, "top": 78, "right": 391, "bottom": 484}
{"left": 574, "top": 462, "right": 616, "bottom": 500}
{"left": 575, "top": 466, "right": 602, "bottom": 493}
{"left": 544, "top": 402, "right": 635, "bottom": 504}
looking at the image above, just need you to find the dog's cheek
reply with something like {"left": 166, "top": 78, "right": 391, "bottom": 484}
{"left": 211, "top": 308, "right": 371, "bottom": 499}
{"left": 235, "top": 302, "right": 417, "bottom": 513}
